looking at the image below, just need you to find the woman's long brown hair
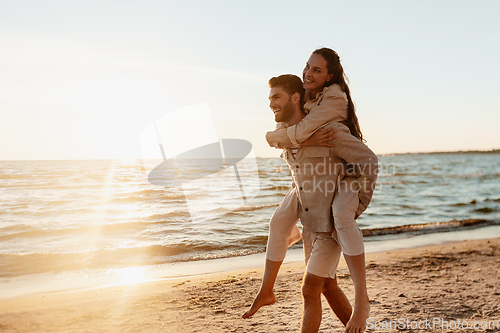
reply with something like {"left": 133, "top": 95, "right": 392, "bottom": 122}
{"left": 312, "top": 48, "right": 364, "bottom": 142}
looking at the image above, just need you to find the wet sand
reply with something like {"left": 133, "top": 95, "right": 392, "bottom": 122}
{"left": 1, "top": 237, "right": 499, "bottom": 332}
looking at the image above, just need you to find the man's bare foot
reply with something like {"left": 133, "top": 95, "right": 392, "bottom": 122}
{"left": 242, "top": 292, "right": 276, "bottom": 319}
{"left": 345, "top": 299, "right": 370, "bottom": 333}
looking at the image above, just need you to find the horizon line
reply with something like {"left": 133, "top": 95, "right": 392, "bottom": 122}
{"left": 1, "top": 148, "right": 499, "bottom": 162}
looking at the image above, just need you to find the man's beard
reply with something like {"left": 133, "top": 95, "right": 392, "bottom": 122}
{"left": 274, "top": 99, "right": 294, "bottom": 123}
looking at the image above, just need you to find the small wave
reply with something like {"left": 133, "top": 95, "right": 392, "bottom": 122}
{"left": 379, "top": 181, "right": 404, "bottom": 185}
{"left": 158, "top": 193, "right": 186, "bottom": 200}
{"left": 362, "top": 219, "right": 498, "bottom": 237}
{"left": 394, "top": 173, "right": 487, "bottom": 179}
{"left": 0, "top": 220, "right": 179, "bottom": 242}
{"left": 231, "top": 203, "right": 280, "bottom": 213}
{"left": 110, "top": 196, "right": 148, "bottom": 204}
{"left": 262, "top": 185, "right": 292, "bottom": 191}
{"left": 0, "top": 203, "right": 29, "bottom": 210}
{"left": 110, "top": 190, "right": 184, "bottom": 202}
{"left": 0, "top": 207, "right": 98, "bottom": 218}
{"left": 240, "top": 235, "right": 268, "bottom": 245}
{"left": 147, "top": 211, "right": 189, "bottom": 221}
{"left": 474, "top": 207, "right": 497, "bottom": 214}
{"left": 185, "top": 248, "right": 265, "bottom": 262}
{"left": 257, "top": 193, "right": 288, "bottom": 199}
{"left": 0, "top": 174, "right": 35, "bottom": 180}
{"left": 481, "top": 173, "right": 500, "bottom": 180}
{"left": 400, "top": 205, "right": 424, "bottom": 210}
{"left": 451, "top": 199, "right": 479, "bottom": 207}
{"left": 45, "top": 200, "right": 73, "bottom": 206}
{"left": 133, "top": 189, "right": 167, "bottom": 196}
{"left": 377, "top": 173, "right": 396, "bottom": 178}
{"left": 0, "top": 224, "right": 33, "bottom": 234}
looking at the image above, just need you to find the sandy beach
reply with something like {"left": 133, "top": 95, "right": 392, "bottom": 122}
{"left": 1, "top": 237, "right": 499, "bottom": 333}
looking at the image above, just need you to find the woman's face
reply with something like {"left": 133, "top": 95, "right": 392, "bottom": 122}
{"left": 302, "top": 53, "right": 333, "bottom": 96}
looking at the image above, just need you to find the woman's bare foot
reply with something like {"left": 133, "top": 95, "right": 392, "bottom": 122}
{"left": 345, "top": 298, "right": 370, "bottom": 333}
{"left": 242, "top": 292, "right": 276, "bottom": 319}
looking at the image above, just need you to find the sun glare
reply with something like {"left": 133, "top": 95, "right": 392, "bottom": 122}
{"left": 119, "top": 159, "right": 139, "bottom": 166}
{"left": 118, "top": 267, "right": 147, "bottom": 285}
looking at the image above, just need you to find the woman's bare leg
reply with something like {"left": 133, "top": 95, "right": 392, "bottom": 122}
{"left": 344, "top": 253, "right": 370, "bottom": 333}
{"left": 332, "top": 177, "right": 370, "bottom": 332}
{"left": 242, "top": 259, "right": 282, "bottom": 318}
{"left": 243, "top": 187, "right": 300, "bottom": 318}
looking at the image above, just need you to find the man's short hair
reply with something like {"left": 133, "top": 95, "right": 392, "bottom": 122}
{"left": 268, "top": 74, "right": 305, "bottom": 107}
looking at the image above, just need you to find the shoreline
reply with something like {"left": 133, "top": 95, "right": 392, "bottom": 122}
{"left": 1, "top": 224, "right": 500, "bottom": 300}
{"left": 1, "top": 237, "right": 499, "bottom": 332}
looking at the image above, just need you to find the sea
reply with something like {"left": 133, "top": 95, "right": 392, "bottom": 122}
{"left": 1, "top": 153, "right": 500, "bottom": 298}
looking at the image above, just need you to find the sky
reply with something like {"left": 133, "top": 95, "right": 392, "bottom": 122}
{"left": 0, "top": 0, "right": 499, "bottom": 160}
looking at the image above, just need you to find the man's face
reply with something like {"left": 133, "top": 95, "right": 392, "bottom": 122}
{"left": 269, "top": 86, "right": 294, "bottom": 123}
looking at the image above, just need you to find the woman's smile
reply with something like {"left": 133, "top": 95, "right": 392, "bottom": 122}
{"left": 302, "top": 53, "right": 333, "bottom": 97}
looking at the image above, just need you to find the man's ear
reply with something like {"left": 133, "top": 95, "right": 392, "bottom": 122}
{"left": 291, "top": 92, "right": 300, "bottom": 105}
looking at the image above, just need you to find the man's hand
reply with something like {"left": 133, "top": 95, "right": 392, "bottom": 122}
{"left": 301, "top": 127, "right": 337, "bottom": 147}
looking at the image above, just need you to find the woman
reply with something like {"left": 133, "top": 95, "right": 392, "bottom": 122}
{"left": 243, "top": 48, "right": 372, "bottom": 333}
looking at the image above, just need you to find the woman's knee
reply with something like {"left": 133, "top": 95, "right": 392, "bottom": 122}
{"left": 269, "top": 211, "right": 298, "bottom": 233}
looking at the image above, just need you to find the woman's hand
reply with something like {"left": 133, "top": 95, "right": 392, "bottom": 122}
{"left": 301, "top": 127, "right": 337, "bottom": 147}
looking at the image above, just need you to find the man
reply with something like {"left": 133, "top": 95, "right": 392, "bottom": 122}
{"left": 266, "top": 74, "right": 378, "bottom": 333}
